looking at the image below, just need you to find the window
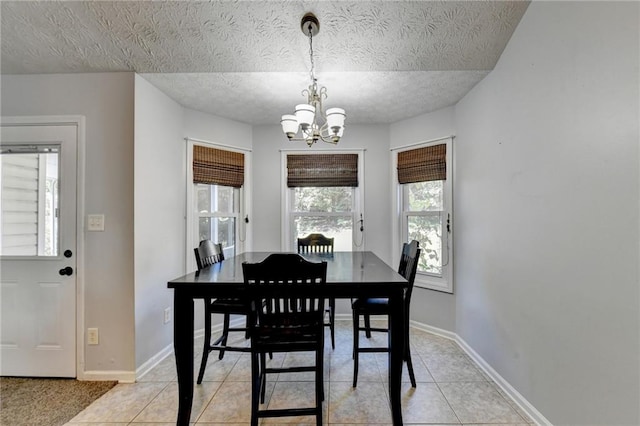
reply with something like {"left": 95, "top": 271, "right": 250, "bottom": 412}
{"left": 395, "top": 139, "right": 453, "bottom": 293}
{"left": 282, "top": 152, "right": 363, "bottom": 251}
{"left": 195, "top": 184, "right": 239, "bottom": 258}
{"left": 291, "top": 186, "right": 355, "bottom": 251}
{"left": 186, "top": 141, "right": 250, "bottom": 268}
{"left": 0, "top": 145, "right": 59, "bottom": 256}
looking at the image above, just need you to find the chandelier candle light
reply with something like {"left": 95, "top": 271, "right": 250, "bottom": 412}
{"left": 281, "top": 13, "right": 346, "bottom": 147}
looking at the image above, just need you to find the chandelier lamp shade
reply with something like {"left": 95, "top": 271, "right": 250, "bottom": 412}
{"left": 281, "top": 13, "right": 346, "bottom": 147}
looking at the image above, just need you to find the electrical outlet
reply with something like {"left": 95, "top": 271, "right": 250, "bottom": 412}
{"left": 164, "top": 307, "right": 171, "bottom": 324}
{"left": 88, "top": 328, "right": 99, "bottom": 345}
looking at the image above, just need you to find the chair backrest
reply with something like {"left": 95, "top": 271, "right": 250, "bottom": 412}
{"left": 297, "top": 233, "right": 334, "bottom": 254}
{"left": 398, "top": 240, "right": 421, "bottom": 305}
{"left": 242, "top": 253, "right": 327, "bottom": 329}
{"left": 194, "top": 240, "right": 224, "bottom": 275}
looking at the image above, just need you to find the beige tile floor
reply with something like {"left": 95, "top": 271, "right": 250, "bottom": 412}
{"left": 66, "top": 320, "right": 535, "bottom": 425}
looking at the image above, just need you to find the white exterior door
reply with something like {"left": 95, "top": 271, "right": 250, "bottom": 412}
{"left": 0, "top": 123, "right": 77, "bottom": 377}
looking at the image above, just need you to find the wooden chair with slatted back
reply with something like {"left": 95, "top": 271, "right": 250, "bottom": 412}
{"left": 243, "top": 253, "right": 327, "bottom": 426}
{"left": 194, "top": 240, "right": 251, "bottom": 384}
{"left": 351, "top": 240, "right": 420, "bottom": 388}
{"left": 297, "top": 233, "right": 336, "bottom": 349}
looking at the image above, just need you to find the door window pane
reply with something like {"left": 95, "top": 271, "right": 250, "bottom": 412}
{"left": 1, "top": 146, "right": 59, "bottom": 256}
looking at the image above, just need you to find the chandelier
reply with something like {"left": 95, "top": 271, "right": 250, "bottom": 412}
{"left": 280, "top": 13, "right": 346, "bottom": 147}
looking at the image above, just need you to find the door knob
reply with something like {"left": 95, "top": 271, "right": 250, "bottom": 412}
{"left": 59, "top": 266, "right": 73, "bottom": 276}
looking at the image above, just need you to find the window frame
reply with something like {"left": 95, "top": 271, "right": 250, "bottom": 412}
{"left": 185, "top": 139, "right": 252, "bottom": 271}
{"left": 281, "top": 150, "right": 365, "bottom": 252}
{"left": 195, "top": 183, "right": 240, "bottom": 258}
{"left": 392, "top": 138, "right": 453, "bottom": 293}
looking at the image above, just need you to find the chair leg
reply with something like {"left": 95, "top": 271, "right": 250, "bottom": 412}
{"left": 218, "top": 313, "right": 230, "bottom": 360}
{"left": 352, "top": 309, "right": 359, "bottom": 387}
{"left": 260, "top": 352, "right": 267, "bottom": 404}
{"left": 329, "top": 298, "right": 336, "bottom": 349}
{"left": 250, "top": 351, "right": 260, "bottom": 426}
{"left": 316, "top": 346, "right": 324, "bottom": 426}
{"left": 364, "top": 314, "right": 372, "bottom": 338}
{"left": 406, "top": 344, "right": 417, "bottom": 388}
{"left": 404, "top": 315, "right": 416, "bottom": 388}
{"left": 197, "top": 301, "right": 212, "bottom": 384}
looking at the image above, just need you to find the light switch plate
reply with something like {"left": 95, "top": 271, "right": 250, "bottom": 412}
{"left": 87, "top": 214, "right": 105, "bottom": 231}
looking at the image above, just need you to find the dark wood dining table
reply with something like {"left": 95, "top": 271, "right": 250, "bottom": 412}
{"left": 168, "top": 251, "right": 408, "bottom": 425}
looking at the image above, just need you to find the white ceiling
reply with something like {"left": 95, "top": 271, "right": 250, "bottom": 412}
{"left": 1, "top": 1, "right": 529, "bottom": 125}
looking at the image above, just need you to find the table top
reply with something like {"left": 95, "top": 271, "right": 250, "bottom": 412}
{"left": 168, "top": 251, "right": 407, "bottom": 296}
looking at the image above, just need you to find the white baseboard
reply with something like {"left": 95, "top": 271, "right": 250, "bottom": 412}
{"left": 455, "top": 335, "right": 552, "bottom": 426}
{"left": 135, "top": 316, "right": 245, "bottom": 381}
{"left": 80, "top": 370, "right": 136, "bottom": 383}
{"left": 135, "top": 342, "right": 174, "bottom": 381}
{"left": 409, "top": 320, "right": 550, "bottom": 425}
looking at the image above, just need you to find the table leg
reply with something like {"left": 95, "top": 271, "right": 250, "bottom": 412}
{"left": 174, "top": 292, "right": 194, "bottom": 425}
{"left": 388, "top": 291, "right": 404, "bottom": 425}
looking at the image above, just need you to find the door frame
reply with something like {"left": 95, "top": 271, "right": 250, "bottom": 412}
{"left": 1, "top": 115, "right": 86, "bottom": 378}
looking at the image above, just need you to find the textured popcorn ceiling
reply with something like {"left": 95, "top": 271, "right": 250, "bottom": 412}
{"left": 1, "top": 1, "right": 529, "bottom": 124}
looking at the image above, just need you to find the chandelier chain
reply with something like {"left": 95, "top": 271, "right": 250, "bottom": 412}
{"left": 307, "top": 23, "right": 315, "bottom": 83}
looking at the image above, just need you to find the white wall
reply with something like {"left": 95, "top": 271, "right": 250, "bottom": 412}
{"left": 390, "top": 106, "right": 457, "bottom": 331}
{"left": 183, "top": 108, "right": 253, "bottom": 151}
{"left": 133, "top": 75, "right": 186, "bottom": 367}
{"left": 1, "top": 73, "right": 136, "bottom": 373}
{"left": 454, "top": 2, "right": 639, "bottom": 424}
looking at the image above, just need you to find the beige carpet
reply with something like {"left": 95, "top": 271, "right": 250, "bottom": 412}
{"left": 0, "top": 377, "right": 117, "bottom": 426}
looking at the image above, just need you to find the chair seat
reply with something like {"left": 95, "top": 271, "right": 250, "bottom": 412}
{"left": 253, "top": 314, "right": 323, "bottom": 348}
{"left": 254, "top": 332, "right": 323, "bottom": 349}
{"left": 352, "top": 297, "right": 389, "bottom": 314}
{"left": 210, "top": 298, "right": 250, "bottom": 313}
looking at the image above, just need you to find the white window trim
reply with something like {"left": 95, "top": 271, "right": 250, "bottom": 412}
{"left": 185, "top": 138, "right": 252, "bottom": 272}
{"left": 280, "top": 149, "right": 365, "bottom": 252}
{"left": 391, "top": 137, "right": 454, "bottom": 293}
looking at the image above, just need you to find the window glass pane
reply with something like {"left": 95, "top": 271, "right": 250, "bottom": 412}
{"left": 214, "top": 186, "right": 234, "bottom": 213}
{"left": 293, "top": 187, "right": 352, "bottom": 212}
{"left": 196, "top": 184, "right": 212, "bottom": 214}
{"left": 294, "top": 216, "right": 352, "bottom": 251}
{"left": 408, "top": 215, "right": 442, "bottom": 275}
{"left": 196, "top": 184, "right": 235, "bottom": 214}
{"left": 407, "top": 181, "right": 443, "bottom": 211}
{"left": 198, "top": 217, "right": 236, "bottom": 258}
{"left": 1, "top": 149, "right": 59, "bottom": 256}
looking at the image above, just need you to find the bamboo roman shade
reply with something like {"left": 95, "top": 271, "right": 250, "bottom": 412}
{"left": 287, "top": 154, "right": 358, "bottom": 187}
{"left": 397, "top": 143, "right": 446, "bottom": 184}
{"left": 193, "top": 145, "right": 244, "bottom": 188}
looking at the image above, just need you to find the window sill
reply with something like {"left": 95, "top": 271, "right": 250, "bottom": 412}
{"left": 414, "top": 274, "right": 453, "bottom": 294}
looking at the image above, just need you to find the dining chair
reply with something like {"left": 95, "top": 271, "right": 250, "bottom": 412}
{"left": 297, "top": 233, "right": 336, "bottom": 349}
{"left": 351, "top": 240, "right": 420, "bottom": 388}
{"left": 194, "top": 240, "right": 251, "bottom": 384}
{"left": 243, "top": 253, "right": 327, "bottom": 426}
